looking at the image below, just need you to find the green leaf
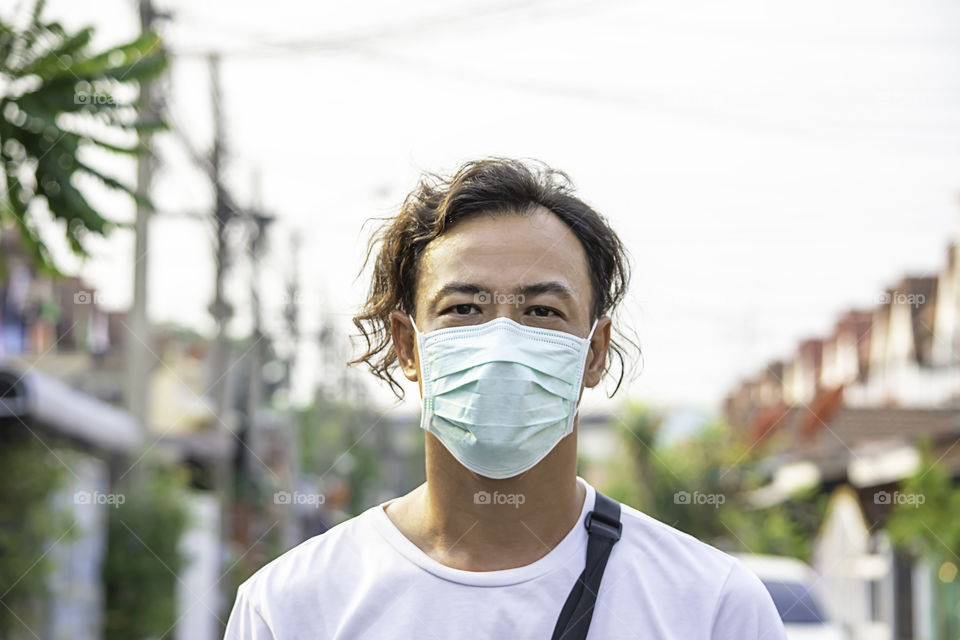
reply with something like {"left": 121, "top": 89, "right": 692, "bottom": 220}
{"left": 20, "top": 27, "right": 93, "bottom": 77}
{"left": 4, "top": 172, "right": 62, "bottom": 276}
{"left": 78, "top": 135, "right": 144, "bottom": 156}
{"left": 67, "top": 31, "right": 165, "bottom": 79}
{"left": 0, "top": 0, "right": 166, "bottom": 272}
{"left": 75, "top": 159, "right": 143, "bottom": 203}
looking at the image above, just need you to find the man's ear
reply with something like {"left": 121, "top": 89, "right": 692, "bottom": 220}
{"left": 583, "top": 316, "right": 612, "bottom": 388}
{"left": 390, "top": 310, "right": 419, "bottom": 382}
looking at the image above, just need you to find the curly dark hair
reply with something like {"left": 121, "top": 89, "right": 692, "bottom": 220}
{"left": 349, "top": 156, "right": 639, "bottom": 400}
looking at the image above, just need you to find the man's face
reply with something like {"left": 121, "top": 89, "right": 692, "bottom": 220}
{"left": 413, "top": 207, "right": 595, "bottom": 337}
{"left": 390, "top": 205, "right": 608, "bottom": 398}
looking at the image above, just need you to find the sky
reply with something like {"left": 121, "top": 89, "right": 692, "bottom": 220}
{"left": 35, "top": 0, "right": 960, "bottom": 417}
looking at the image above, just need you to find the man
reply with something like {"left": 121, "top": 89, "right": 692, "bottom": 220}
{"left": 225, "top": 158, "right": 786, "bottom": 639}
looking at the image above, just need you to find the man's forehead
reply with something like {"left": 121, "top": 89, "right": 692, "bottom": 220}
{"left": 427, "top": 280, "right": 577, "bottom": 300}
{"left": 420, "top": 211, "right": 587, "bottom": 270}
{"left": 415, "top": 212, "right": 592, "bottom": 308}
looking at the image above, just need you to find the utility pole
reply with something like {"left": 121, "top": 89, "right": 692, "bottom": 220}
{"left": 245, "top": 191, "right": 274, "bottom": 478}
{"left": 281, "top": 236, "right": 305, "bottom": 548}
{"left": 126, "top": 0, "right": 162, "bottom": 426}
{"left": 207, "top": 54, "right": 236, "bottom": 622}
{"left": 208, "top": 54, "right": 234, "bottom": 424}
{"left": 282, "top": 233, "right": 301, "bottom": 395}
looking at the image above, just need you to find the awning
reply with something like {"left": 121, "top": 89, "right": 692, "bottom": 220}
{"left": 0, "top": 363, "right": 142, "bottom": 454}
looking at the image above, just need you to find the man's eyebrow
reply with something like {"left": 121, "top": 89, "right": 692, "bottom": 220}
{"left": 429, "top": 282, "right": 486, "bottom": 312}
{"left": 516, "top": 281, "right": 576, "bottom": 300}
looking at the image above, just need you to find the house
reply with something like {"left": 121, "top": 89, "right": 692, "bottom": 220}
{"left": 745, "top": 403, "right": 960, "bottom": 639}
{"left": 0, "top": 232, "right": 233, "bottom": 640}
{"left": 724, "top": 234, "right": 960, "bottom": 640}
{"left": 0, "top": 364, "right": 142, "bottom": 640}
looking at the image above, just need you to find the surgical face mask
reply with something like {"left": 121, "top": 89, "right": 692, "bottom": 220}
{"left": 410, "top": 315, "right": 598, "bottom": 479}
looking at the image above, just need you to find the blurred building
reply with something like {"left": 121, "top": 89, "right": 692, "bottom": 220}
{"left": 724, "top": 232, "right": 960, "bottom": 640}
{"left": 0, "top": 363, "right": 142, "bottom": 640}
{"left": 1, "top": 231, "right": 252, "bottom": 640}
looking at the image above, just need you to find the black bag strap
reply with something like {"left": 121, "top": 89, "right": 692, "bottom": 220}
{"left": 551, "top": 491, "right": 622, "bottom": 640}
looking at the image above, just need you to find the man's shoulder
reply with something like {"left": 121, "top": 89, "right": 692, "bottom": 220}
{"left": 614, "top": 502, "right": 743, "bottom": 592}
{"left": 612, "top": 501, "right": 785, "bottom": 636}
{"left": 619, "top": 503, "right": 735, "bottom": 566}
{"left": 238, "top": 506, "right": 376, "bottom": 605}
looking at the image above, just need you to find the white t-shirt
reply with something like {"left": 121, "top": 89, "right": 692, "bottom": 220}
{"left": 225, "top": 477, "right": 786, "bottom": 639}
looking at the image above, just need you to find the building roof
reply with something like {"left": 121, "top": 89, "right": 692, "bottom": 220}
{"left": 778, "top": 405, "right": 960, "bottom": 481}
{"left": 0, "top": 363, "right": 142, "bottom": 454}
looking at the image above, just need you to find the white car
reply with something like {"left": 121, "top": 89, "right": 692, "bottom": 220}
{"left": 735, "top": 554, "right": 848, "bottom": 640}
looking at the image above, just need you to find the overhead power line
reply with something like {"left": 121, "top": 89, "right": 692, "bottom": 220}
{"left": 167, "top": 0, "right": 625, "bottom": 58}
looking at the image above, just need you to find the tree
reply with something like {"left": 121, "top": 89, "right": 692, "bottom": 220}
{"left": 102, "top": 465, "right": 190, "bottom": 640}
{"left": 0, "top": 0, "right": 165, "bottom": 274}
{"left": 886, "top": 442, "right": 960, "bottom": 639}
{"left": 602, "top": 403, "right": 826, "bottom": 561}
{"left": 0, "top": 430, "right": 71, "bottom": 637}
{"left": 886, "top": 442, "right": 960, "bottom": 561}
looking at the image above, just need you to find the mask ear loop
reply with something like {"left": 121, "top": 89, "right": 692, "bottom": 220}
{"left": 407, "top": 313, "right": 428, "bottom": 402}
{"left": 570, "top": 317, "right": 601, "bottom": 427}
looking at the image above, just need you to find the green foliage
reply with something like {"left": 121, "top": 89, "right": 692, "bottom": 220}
{"left": 298, "top": 397, "right": 386, "bottom": 515}
{"left": 226, "top": 396, "right": 399, "bottom": 592}
{"left": 885, "top": 442, "right": 960, "bottom": 640}
{"left": 886, "top": 441, "right": 960, "bottom": 562}
{"left": 0, "top": 0, "right": 167, "bottom": 274}
{"left": 0, "top": 432, "right": 72, "bottom": 637}
{"left": 724, "top": 487, "right": 828, "bottom": 561}
{"left": 227, "top": 469, "right": 287, "bottom": 590}
{"left": 606, "top": 404, "right": 736, "bottom": 540}
{"left": 601, "top": 403, "right": 826, "bottom": 562}
{"left": 102, "top": 465, "right": 191, "bottom": 640}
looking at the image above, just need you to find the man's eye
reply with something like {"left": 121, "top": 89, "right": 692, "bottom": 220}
{"left": 529, "top": 306, "right": 559, "bottom": 318}
{"left": 443, "top": 304, "right": 476, "bottom": 315}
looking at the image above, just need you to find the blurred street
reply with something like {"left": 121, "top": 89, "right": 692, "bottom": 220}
{"left": 1, "top": 1, "right": 960, "bottom": 639}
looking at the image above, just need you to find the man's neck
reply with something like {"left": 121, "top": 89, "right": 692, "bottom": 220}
{"left": 383, "top": 431, "right": 585, "bottom": 571}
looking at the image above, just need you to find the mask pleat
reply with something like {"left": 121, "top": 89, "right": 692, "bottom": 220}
{"left": 432, "top": 393, "right": 571, "bottom": 426}
{"left": 425, "top": 338, "right": 581, "bottom": 381}
{"left": 431, "top": 415, "right": 565, "bottom": 452}
{"left": 429, "top": 361, "right": 575, "bottom": 399}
